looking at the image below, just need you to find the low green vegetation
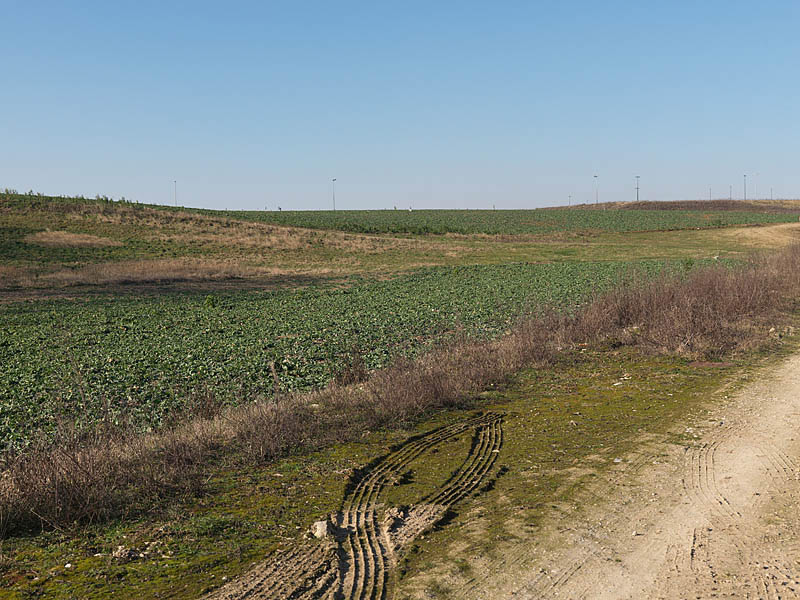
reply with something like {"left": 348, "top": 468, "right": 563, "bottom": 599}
{"left": 0, "top": 260, "right": 703, "bottom": 452}
{"left": 234, "top": 207, "right": 800, "bottom": 235}
{"left": 395, "top": 344, "right": 796, "bottom": 598}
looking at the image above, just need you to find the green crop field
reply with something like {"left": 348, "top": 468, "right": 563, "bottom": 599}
{"left": 0, "top": 192, "right": 785, "bottom": 452}
{"left": 230, "top": 207, "right": 799, "bottom": 235}
{"left": 4, "top": 193, "right": 799, "bottom": 240}
{"left": 0, "top": 260, "right": 703, "bottom": 452}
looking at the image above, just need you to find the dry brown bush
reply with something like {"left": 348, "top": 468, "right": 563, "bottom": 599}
{"left": 3, "top": 246, "right": 800, "bottom": 535}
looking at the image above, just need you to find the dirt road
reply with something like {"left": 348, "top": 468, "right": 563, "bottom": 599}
{"left": 428, "top": 353, "right": 800, "bottom": 599}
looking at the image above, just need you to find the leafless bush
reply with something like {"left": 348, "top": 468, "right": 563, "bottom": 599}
{"left": 3, "top": 246, "right": 800, "bottom": 535}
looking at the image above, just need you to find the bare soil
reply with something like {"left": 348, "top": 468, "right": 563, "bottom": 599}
{"left": 404, "top": 353, "right": 800, "bottom": 599}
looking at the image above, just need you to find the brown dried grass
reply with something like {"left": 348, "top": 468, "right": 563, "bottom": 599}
{"left": 5, "top": 259, "right": 327, "bottom": 288}
{"left": 23, "top": 231, "right": 122, "bottom": 247}
{"left": 3, "top": 246, "right": 800, "bottom": 535}
{"left": 92, "top": 205, "right": 434, "bottom": 254}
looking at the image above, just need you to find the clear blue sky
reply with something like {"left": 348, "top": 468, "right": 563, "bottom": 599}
{"left": 2, "top": 1, "right": 798, "bottom": 210}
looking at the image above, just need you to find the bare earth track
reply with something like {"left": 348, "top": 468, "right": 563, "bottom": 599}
{"left": 407, "top": 354, "right": 800, "bottom": 600}
{"left": 205, "top": 413, "right": 504, "bottom": 600}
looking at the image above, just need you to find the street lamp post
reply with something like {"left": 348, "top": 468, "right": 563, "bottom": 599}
{"left": 174, "top": 180, "right": 177, "bottom": 207}
{"left": 594, "top": 175, "right": 598, "bottom": 205}
{"left": 635, "top": 175, "right": 640, "bottom": 202}
{"left": 331, "top": 178, "right": 337, "bottom": 211}
{"left": 743, "top": 174, "right": 747, "bottom": 201}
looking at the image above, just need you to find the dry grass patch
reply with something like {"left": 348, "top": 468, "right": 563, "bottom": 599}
{"left": 22, "top": 258, "right": 332, "bottom": 288}
{"left": 23, "top": 230, "right": 122, "bottom": 247}
{"left": 89, "top": 204, "right": 445, "bottom": 254}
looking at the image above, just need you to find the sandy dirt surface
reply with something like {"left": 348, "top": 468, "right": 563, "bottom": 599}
{"left": 199, "top": 350, "right": 800, "bottom": 600}
{"left": 423, "top": 353, "right": 800, "bottom": 600}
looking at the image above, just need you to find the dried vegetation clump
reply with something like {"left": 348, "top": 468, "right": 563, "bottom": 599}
{"left": 23, "top": 230, "right": 122, "bottom": 247}
{"left": 0, "top": 259, "right": 305, "bottom": 289}
{"left": 27, "top": 259, "right": 305, "bottom": 287}
{"left": 3, "top": 246, "right": 800, "bottom": 535}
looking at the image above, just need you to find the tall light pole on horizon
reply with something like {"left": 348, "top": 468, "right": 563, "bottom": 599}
{"left": 635, "top": 175, "right": 640, "bottom": 202}
{"left": 174, "top": 180, "right": 177, "bottom": 207}
{"left": 331, "top": 178, "right": 337, "bottom": 211}
{"left": 594, "top": 175, "right": 598, "bottom": 205}
{"left": 743, "top": 174, "right": 747, "bottom": 201}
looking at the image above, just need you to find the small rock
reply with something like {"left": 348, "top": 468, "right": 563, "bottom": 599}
{"left": 112, "top": 545, "right": 139, "bottom": 563}
{"left": 613, "top": 458, "right": 623, "bottom": 464}
{"left": 311, "top": 520, "right": 330, "bottom": 539}
{"left": 64, "top": 563, "right": 72, "bottom": 569}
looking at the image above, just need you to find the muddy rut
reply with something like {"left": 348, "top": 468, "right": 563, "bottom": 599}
{"left": 205, "top": 412, "right": 504, "bottom": 600}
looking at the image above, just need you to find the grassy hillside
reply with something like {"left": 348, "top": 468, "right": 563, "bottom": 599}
{"left": 3, "top": 192, "right": 798, "bottom": 292}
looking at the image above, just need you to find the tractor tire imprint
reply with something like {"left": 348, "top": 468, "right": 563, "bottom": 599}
{"left": 204, "top": 412, "right": 504, "bottom": 600}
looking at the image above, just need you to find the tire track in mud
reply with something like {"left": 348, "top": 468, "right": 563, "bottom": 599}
{"left": 338, "top": 413, "right": 504, "bottom": 600}
{"left": 204, "top": 412, "right": 504, "bottom": 600}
